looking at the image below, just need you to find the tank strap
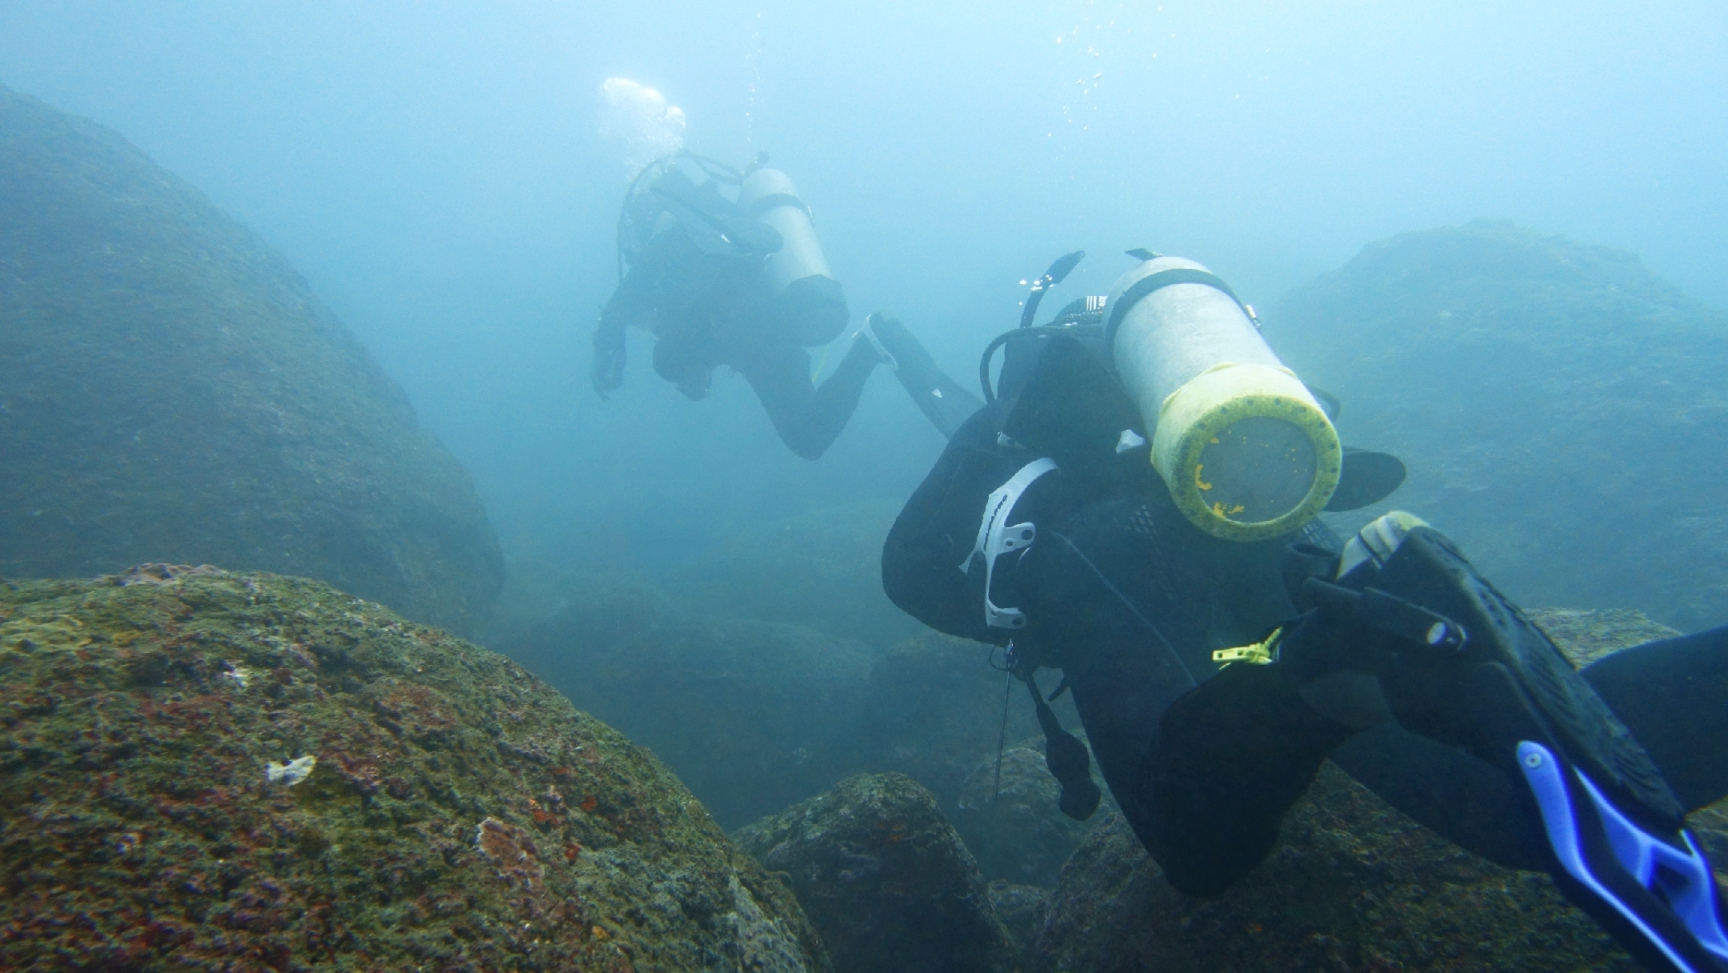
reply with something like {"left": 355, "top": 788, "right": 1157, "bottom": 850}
{"left": 1101, "top": 268, "right": 1246, "bottom": 363}
{"left": 962, "top": 457, "right": 1059, "bottom": 630}
{"left": 745, "top": 192, "right": 812, "bottom": 220}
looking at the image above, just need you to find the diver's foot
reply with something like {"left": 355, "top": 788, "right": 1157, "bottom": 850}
{"left": 1313, "top": 512, "right": 1728, "bottom": 971}
{"left": 856, "top": 311, "right": 983, "bottom": 439}
{"left": 857, "top": 311, "right": 910, "bottom": 372}
{"left": 1332, "top": 513, "right": 1678, "bottom": 822}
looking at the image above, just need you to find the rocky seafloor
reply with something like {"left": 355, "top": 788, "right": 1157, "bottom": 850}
{"left": 0, "top": 566, "right": 824, "bottom": 972}
{"left": 3, "top": 556, "right": 1718, "bottom": 973}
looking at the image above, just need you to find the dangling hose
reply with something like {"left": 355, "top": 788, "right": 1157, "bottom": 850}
{"left": 977, "top": 324, "right": 1104, "bottom": 403}
{"left": 1018, "top": 250, "right": 1086, "bottom": 330}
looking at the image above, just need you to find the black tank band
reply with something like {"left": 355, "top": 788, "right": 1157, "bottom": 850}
{"left": 1101, "top": 268, "right": 1244, "bottom": 365}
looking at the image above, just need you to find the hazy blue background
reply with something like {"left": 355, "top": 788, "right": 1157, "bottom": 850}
{"left": 4, "top": 0, "right": 1723, "bottom": 586}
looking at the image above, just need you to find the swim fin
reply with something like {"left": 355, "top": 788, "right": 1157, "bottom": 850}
{"left": 860, "top": 312, "right": 982, "bottom": 439}
{"left": 1298, "top": 513, "right": 1728, "bottom": 973}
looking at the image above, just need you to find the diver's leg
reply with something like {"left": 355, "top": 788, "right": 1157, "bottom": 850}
{"left": 737, "top": 336, "right": 879, "bottom": 460}
{"left": 1582, "top": 626, "right": 1728, "bottom": 814}
{"left": 1326, "top": 624, "right": 1728, "bottom": 874}
{"left": 858, "top": 312, "right": 983, "bottom": 438}
{"left": 1017, "top": 498, "right": 1361, "bottom": 896}
{"left": 1291, "top": 514, "right": 1728, "bottom": 972}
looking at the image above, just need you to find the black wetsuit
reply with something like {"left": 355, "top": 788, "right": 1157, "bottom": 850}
{"left": 593, "top": 195, "right": 873, "bottom": 461}
{"left": 882, "top": 331, "right": 1728, "bottom": 897}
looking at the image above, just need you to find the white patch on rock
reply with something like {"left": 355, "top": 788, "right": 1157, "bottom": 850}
{"left": 266, "top": 754, "right": 317, "bottom": 786}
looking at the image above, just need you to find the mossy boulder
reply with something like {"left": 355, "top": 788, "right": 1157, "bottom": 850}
{"left": 0, "top": 84, "right": 502, "bottom": 636}
{"left": 1024, "top": 607, "right": 1707, "bottom": 972}
{"left": 0, "top": 567, "right": 826, "bottom": 973}
{"left": 1272, "top": 221, "right": 1728, "bottom": 631}
{"left": 735, "top": 773, "right": 1019, "bottom": 973}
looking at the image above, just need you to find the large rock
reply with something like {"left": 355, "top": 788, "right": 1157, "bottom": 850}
{"left": 0, "top": 85, "right": 503, "bottom": 636}
{"left": 502, "top": 585, "right": 1076, "bottom": 831}
{"left": 735, "top": 773, "right": 1019, "bottom": 973}
{"left": 856, "top": 632, "right": 1081, "bottom": 813}
{"left": 670, "top": 499, "right": 924, "bottom": 646}
{"left": 0, "top": 567, "right": 825, "bottom": 973}
{"left": 1272, "top": 221, "right": 1728, "bottom": 631}
{"left": 953, "top": 738, "right": 1098, "bottom": 887}
{"left": 502, "top": 582, "right": 879, "bottom": 830}
{"left": 1024, "top": 607, "right": 1704, "bottom": 972}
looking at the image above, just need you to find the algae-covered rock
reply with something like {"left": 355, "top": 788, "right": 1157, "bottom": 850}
{"left": 0, "top": 567, "right": 826, "bottom": 973}
{"left": 0, "top": 84, "right": 503, "bottom": 636}
{"left": 1024, "top": 607, "right": 1712, "bottom": 972}
{"left": 1529, "top": 605, "right": 1681, "bottom": 668}
{"left": 1273, "top": 221, "right": 1728, "bottom": 631}
{"left": 502, "top": 582, "right": 879, "bottom": 830}
{"left": 987, "top": 881, "right": 1051, "bottom": 953}
{"left": 735, "top": 773, "right": 1019, "bottom": 973}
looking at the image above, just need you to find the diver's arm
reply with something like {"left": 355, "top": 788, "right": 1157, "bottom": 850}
{"left": 591, "top": 268, "right": 655, "bottom": 398}
{"left": 591, "top": 310, "right": 628, "bottom": 398}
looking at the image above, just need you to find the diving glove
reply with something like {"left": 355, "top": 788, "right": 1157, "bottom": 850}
{"left": 1300, "top": 512, "right": 1728, "bottom": 973}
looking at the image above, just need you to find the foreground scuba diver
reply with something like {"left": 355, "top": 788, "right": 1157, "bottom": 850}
{"left": 882, "top": 251, "right": 1728, "bottom": 972}
{"left": 591, "top": 153, "right": 977, "bottom": 458}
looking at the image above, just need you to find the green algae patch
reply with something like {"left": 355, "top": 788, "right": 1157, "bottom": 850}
{"left": 0, "top": 567, "right": 826, "bottom": 973}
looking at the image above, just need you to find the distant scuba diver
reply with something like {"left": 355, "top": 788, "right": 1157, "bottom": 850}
{"left": 591, "top": 152, "right": 978, "bottom": 459}
{"left": 882, "top": 250, "right": 1728, "bottom": 973}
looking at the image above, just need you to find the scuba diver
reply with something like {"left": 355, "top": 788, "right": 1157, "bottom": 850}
{"left": 591, "top": 153, "right": 978, "bottom": 458}
{"left": 881, "top": 250, "right": 1728, "bottom": 973}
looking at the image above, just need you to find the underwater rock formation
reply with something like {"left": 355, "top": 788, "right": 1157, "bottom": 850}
{"left": 502, "top": 582, "right": 879, "bottom": 830}
{"left": 502, "top": 586, "right": 1074, "bottom": 831}
{"left": 735, "top": 773, "right": 1019, "bottom": 973}
{"left": 1023, "top": 607, "right": 1703, "bottom": 973}
{"left": 857, "top": 632, "right": 1080, "bottom": 814}
{"left": 671, "top": 499, "right": 923, "bottom": 646}
{"left": 1273, "top": 221, "right": 1728, "bottom": 631}
{"left": 0, "top": 85, "right": 503, "bottom": 636}
{"left": 0, "top": 567, "right": 825, "bottom": 973}
{"left": 953, "top": 739, "right": 1097, "bottom": 887}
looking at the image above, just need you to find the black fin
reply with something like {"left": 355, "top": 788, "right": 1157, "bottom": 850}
{"left": 866, "top": 313, "right": 983, "bottom": 439}
{"left": 1325, "top": 448, "right": 1406, "bottom": 511}
{"left": 1583, "top": 625, "right": 1728, "bottom": 813}
{"left": 1124, "top": 248, "right": 1158, "bottom": 261}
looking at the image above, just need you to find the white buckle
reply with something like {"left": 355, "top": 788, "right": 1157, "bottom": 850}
{"left": 962, "top": 457, "right": 1058, "bottom": 629}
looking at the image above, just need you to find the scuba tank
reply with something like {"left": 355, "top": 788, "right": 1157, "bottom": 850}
{"left": 1106, "top": 256, "right": 1341, "bottom": 542}
{"left": 736, "top": 168, "right": 849, "bottom": 346}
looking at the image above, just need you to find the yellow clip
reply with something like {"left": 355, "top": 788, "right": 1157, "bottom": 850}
{"left": 1212, "top": 627, "right": 1281, "bottom": 667}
